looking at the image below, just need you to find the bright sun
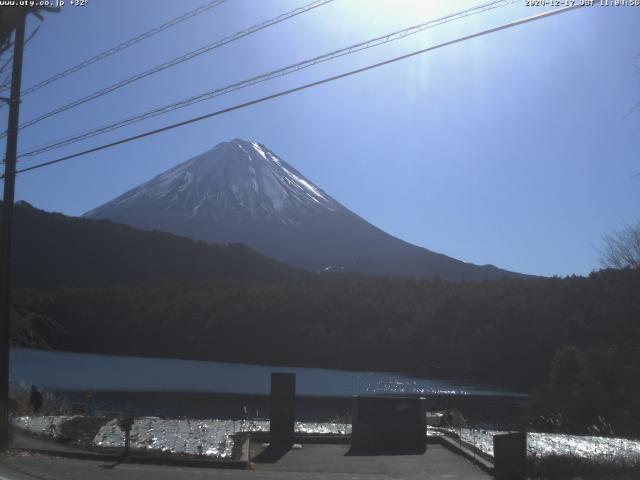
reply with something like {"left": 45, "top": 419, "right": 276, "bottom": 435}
{"left": 336, "top": 0, "right": 486, "bottom": 34}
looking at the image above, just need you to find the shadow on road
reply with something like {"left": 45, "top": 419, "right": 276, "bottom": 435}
{"left": 251, "top": 443, "right": 291, "bottom": 463}
{"left": 99, "top": 455, "right": 127, "bottom": 470}
{"left": 345, "top": 445, "right": 426, "bottom": 456}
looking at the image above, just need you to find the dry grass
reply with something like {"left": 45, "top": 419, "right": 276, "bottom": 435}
{"left": 8, "top": 392, "right": 31, "bottom": 416}
{"left": 9, "top": 384, "right": 71, "bottom": 416}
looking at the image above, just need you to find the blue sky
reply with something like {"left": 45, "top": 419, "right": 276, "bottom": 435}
{"left": 1, "top": 0, "right": 639, "bottom": 277}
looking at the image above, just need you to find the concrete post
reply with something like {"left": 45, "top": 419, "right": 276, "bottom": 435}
{"left": 493, "top": 431, "right": 527, "bottom": 480}
{"left": 269, "top": 372, "right": 295, "bottom": 447}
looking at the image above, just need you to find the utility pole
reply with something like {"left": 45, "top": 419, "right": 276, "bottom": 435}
{"left": 0, "top": 12, "right": 26, "bottom": 451}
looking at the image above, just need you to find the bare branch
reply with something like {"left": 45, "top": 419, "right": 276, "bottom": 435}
{"left": 599, "top": 221, "right": 640, "bottom": 270}
{"left": 10, "top": 307, "right": 63, "bottom": 349}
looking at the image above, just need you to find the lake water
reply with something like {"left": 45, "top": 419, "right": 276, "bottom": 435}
{"left": 10, "top": 350, "right": 639, "bottom": 464}
{"left": 9, "top": 347, "right": 516, "bottom": 397}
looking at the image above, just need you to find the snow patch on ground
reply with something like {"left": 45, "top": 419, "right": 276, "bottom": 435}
{"left": 452, "top": 428, "right": 640, "bottom": 461}
{"left": 13, "top": 415, "right": 78, "bottom": 439}
{"left": 93, "top": 418, "right": 350, "bottom": 458}
{"left": 94, "top": 418, "right": 237, "bottom": 458}
{"left": 14, "top": 416, "right": 640, "bottom": 462}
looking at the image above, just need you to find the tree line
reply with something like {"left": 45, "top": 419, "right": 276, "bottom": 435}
{"left": 13, "top": 267, "right": 640, "bottom": 435}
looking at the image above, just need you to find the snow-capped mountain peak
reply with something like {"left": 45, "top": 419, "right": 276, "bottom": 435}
{"left": 85, "top": 138, "right": 527, "bottom": 281}
{"left": 86, "top": 139, "right": 338, "bottom": 224}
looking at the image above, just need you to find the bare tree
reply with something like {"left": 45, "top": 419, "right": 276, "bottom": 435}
{"left": 10, "top": 307, "right": 61, "bottom": 349}
{"left": 600, "top": 221, "right": 640, "bottom": 270}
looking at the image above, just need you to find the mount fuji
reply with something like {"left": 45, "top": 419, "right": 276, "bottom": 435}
{"left": 85, "top": 139, "right": 526, "bottom": 280}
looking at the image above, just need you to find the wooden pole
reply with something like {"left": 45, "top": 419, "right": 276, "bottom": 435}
{"left": 0, "top": 12, "right": 26, "bottom": 451}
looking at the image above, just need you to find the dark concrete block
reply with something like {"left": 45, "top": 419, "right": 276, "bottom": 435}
{"left": 351, "top": 396, "right": 426, "bottom": 453}
{"left": 269, "top": 372, "right": 296, "bottom": 447}
{"left": 493, "top": 431, "right": 527, "bottom": 480}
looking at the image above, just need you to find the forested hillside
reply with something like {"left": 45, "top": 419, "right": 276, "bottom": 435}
{"left": 13, "top": 268, "right": 640, "bottom": 434}
{"left": 11, "top": 201, "right": 302, "bottom": 288}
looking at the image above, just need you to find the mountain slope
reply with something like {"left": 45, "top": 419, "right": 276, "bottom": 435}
{"left": 12, "top": 201, "right": 300, "bottom": 289}
{"left": 86, "top": 139, "right": 527, "bottom": 281}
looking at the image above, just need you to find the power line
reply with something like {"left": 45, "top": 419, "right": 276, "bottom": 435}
{"left": 0, "top": 24, "right": 41, "bottom": 81}
{"left": 18, "top": 0, "right": 520, "bottom": 160}
{"left": 0, "top": 0, "right": 229, "bottom": 97}
{"left": 0, "top": 24, "right": 41, "bottom": 106}
{"left": 3, "top": 0, "right": 334, "bottom": 138}
{"left": 8, "top": 4, "right": 586, "bottom": 178}
{"left": 0, "top": 51, "right": 15, "bottom": 78}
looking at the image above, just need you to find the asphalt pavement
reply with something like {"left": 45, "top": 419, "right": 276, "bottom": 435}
{"left": 0, "top": 443, "right": 490, "bottom": 480}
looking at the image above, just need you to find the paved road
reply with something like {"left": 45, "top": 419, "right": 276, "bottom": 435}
{"left": 0, "top": 444, "right": 490, "bottom": 479}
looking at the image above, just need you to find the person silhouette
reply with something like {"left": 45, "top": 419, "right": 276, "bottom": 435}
{"left": 29, "top": 385, "right": 43, "bottom": 414}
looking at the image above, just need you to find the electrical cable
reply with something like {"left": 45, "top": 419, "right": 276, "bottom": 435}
{"left": 17, "top": 0, "right": 520, "bottom": 159}
{"left": 0, "top": 0, "right": 229, "bottom": 96}
{"left": 0, "top": 24, "right": 42, "bottom": 91}
{"left": 3, "top": 0, "right": 334, "bottom": 137}
{"left": 7, "top": 4, "right": 586, "bottom": 178}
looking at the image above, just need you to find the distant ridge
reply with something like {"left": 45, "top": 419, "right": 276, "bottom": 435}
{"left": 12, "top": 201, "right": 300, "bottom": 289}
{"left": 86, "top": 139, "right": 529, "bottom": 281}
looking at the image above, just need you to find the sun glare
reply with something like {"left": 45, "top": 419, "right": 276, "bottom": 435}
{"left": 332, "top": 0, "right": 494, "bottom": 40}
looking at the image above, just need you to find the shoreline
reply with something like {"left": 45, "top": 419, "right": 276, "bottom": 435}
{"left": 48, "top": 390, "right": 529, "bottom": 427}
